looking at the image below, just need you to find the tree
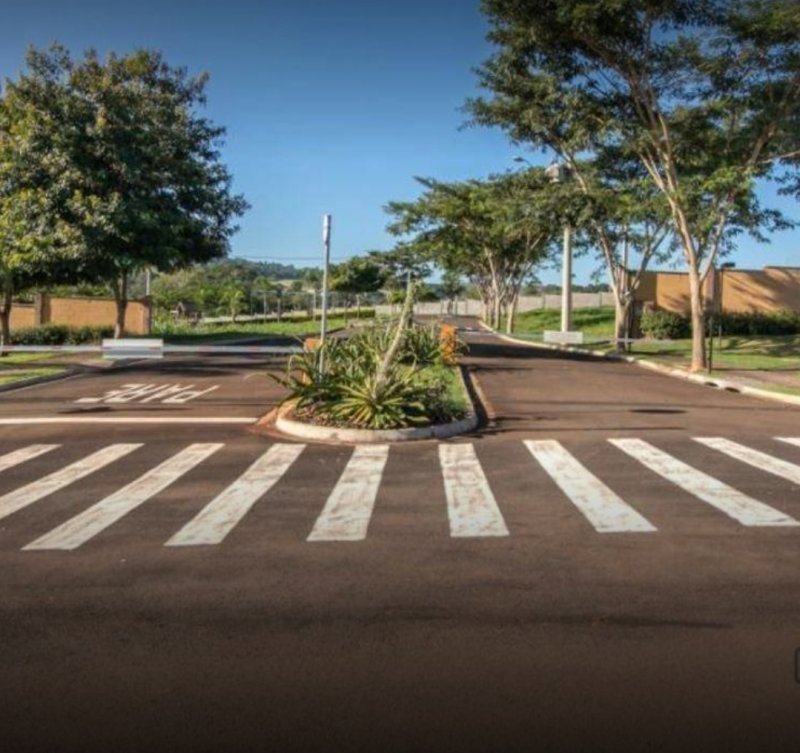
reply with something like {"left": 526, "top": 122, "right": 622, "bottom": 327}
{"left": 386, "top": 170, "right": 561, "bottom": 332}
{"left": 330, "top": 257, "right": 386, "bottom": 298}
{"left": 4, "top": 45, "right": 248, "bottom": 337}
{"left": 0, "top": 73, "right": 85, "bottom": 343}
{"left": 471, "top": 0, "right": 800, "bottom": 370}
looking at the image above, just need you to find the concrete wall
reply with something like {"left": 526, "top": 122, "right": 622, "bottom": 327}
{"left": 9, "top": 294, "right": 152, "bottom": 334}
{"left": 634, "top": 267, "right": 800, "bottom": 314}
{"left": 376, "top": 292, "right": 617, "bottom": 318}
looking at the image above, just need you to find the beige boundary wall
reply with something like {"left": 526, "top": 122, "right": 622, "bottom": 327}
{"left": 634, "top": 266, "right": 800, "bottom": 314}
{"left": 9, "top": 293, "right": 152, "bottom": 334}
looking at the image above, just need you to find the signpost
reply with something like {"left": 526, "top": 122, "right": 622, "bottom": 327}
{"left": 319, "top": 213, "right": 332, "bottom": 372}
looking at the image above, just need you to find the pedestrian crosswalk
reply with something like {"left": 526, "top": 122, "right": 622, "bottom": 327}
{"left": 0, "top": 437, "right": 799, "bottom": 551}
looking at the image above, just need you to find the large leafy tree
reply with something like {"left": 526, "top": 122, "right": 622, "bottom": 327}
{"left": 470, "top": 0, "right": 800, "bottom": 370}
{"left": 0, "top": 74, "right": 84, "bottom": 342}
{"left": 5, "top": 45, "right": 248, "bottom": 337}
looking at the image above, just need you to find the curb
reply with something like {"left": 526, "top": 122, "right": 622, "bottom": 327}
{"left": 484, "top": 326, "right": 800, "bottom": 409}
{"left": 272, "top": 367, "right": 479, "bottom": 443}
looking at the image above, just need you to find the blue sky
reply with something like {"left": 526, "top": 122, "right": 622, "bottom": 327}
{"left": 0, "top": 0, "right": 797, "bottom": 283}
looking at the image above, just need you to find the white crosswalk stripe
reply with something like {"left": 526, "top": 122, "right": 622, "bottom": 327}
{"left": 166, "top": 443, "right": 305, "bottom": 547}
{"left": 439, "top": 444, "right": 509, "bottom": 538}
{"left": 525, "top": 440, "right": 656, "bottom": 533}
{"left": 696, "top": 437, "right": 800, "bottom": 486}
{"left": 25, "top": 444, "right": 223, "bottom": 551}
{"left": 0, "top": 444, "right": 141, "bottom": 524}
{"left": 0, "top": 445, "right": 59, "bottom": 473}
{"left": 4, "top": 437, "right": 800, "bottom": 550}
{"left": 307, "top": 445, "right": 389, "bottom": 542}
{"left": 610, "top": 438, "right": 799, "bottom": 527}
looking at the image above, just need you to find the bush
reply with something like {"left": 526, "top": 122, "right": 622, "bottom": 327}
{"left": 716, "top": 310, "right": 800, "bottom": 336}
{"left": 272, "top": 319, "right": 465, "bottom": 429}
{"left": 640, "top": 311, "right": 691, "bottom": 340}
{"left": 640, "top": 308, "right": 800, "bottom": 339}
{"left": 9, "top": 324, "right": 113, "bottom": 345}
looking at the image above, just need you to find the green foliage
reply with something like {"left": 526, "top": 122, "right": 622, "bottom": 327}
{"left": 470, "top": 0, "right": 800, "bottom": 369}
{"left": 717, "top": 310, "right": 800, "bottom": 337}
{"left": 273, "top": 320, "right": 466, "bottom": 430}
{"left": 8, "top": 324, "right": 113, "bottom": 345}
{"left": 640, "top": 311, "right": 692, "bottom": 340}
{"left": 642, "top": 309, "right": 800, "bottom": 340}
{"left": 2, "top": 45, "right": 249, "bottom": 337}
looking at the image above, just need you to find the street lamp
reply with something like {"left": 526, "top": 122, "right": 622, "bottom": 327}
{"left": 514, "top": 156, "right": 576, "bottom": 340}
{"left": 544, "top": 160, "right": 574, "bottom": 334}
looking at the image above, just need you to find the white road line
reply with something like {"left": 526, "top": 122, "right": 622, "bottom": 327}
{"left": 307, "top": 445, "right": 389, "bottom": 542}
{"left": 0, "top": 444, "right": 141, "bottom": 523}
{"left": 696, "top": 437, "right": 800, "bottom": 486}
{"left": 166, "top": 443, "right": 305, "bottom": 547}
{"left": 0, "top": 417, "right": 256, "bottom": 425}
{"left": 0, "top": 445, "right": 59, "bottom": 473}
{"left": 525, "top": 440, "right": 656, "bottom": 533}
{"left": 610, "top": 439, "right": 799, "bottom": 527}
{"left": 24, "top": 443, "right": 223, "bottom": 551}
{"left": 439, "top": 444, "right": 509, "bottom": 538}
{"left": 777, "top": 437, "right": 800, "bottom": 450}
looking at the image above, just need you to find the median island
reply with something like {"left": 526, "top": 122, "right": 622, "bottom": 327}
{"left": 269, "top": 286, "right": 476, "bottom": 442}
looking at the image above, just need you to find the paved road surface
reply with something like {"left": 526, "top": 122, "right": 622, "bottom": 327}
{"left": 1, "top": 323, "right": 799, "bottom": 752}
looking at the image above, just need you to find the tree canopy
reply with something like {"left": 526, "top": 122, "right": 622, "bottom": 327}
{"left": 470, "top": 0, "right": 800, "bottom": 368}
{"left": 2, "top": 44, "right": 249, "bottom": 336}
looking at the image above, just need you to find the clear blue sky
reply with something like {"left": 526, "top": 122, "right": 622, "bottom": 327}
{"left": 1, "top": 0, "right": 797, "bottom": 283}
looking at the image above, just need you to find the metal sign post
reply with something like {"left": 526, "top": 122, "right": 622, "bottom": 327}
{"left": 319, "top": 213, "right": 332, "bottom": 372}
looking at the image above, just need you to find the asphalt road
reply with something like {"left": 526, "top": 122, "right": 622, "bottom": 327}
{"left": 1, "top": 323, "right": 800, "bottom": 753}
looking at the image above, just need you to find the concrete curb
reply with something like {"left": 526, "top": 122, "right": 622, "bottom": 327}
{"left": 484, "top": 326, "right": 800, "bottom": 409}
{"left": 273, "top": 367, "right": 479, "bottom": 443}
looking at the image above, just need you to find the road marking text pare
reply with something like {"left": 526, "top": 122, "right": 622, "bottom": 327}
{"left": 75, "top": 383, "right": 219, "bottom": 405}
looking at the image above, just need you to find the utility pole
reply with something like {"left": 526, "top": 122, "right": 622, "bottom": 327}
{"left": 561, "top": 223, "right": 573, "bottom": 333}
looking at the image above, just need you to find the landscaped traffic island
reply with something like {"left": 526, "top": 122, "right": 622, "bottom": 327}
{"left": 268, "top": 295, "right": 476, "bottom": 442}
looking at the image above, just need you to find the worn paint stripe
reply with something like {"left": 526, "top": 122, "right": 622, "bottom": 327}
{"left": 307, "top": 445, "right": 389, "bottom": 542}
{"left": 525, "top": 440, "right": 656, "bottom": 533}
{"left": 776, "top": 437, "right": 800, "bottom": 450}
{"left": 25, "top": 444, "right": 222, "bottom": 551}
{"left": 166, "top": 443, "right": 305, "bottom": 547}
{"left": 0, "top": 445, "right": 59, "bottom": 473}
{"left": 610, "top": 438, "right": 798, "bottom": 527}
{"left": 439, "top": 444, "right": 509, "bottom": 538}
{"left": 0, "top": 444, "right": 141, "bottom": 523}
{"left": 696, "top": 437, "right": 800, "bottom": 486}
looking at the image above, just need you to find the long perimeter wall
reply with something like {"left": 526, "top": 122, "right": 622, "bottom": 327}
{"left": 634, "top": 267, "right": 800, "bottom": 314}
{"left": 9, "top": 294, "right": 152, "bottom": 334}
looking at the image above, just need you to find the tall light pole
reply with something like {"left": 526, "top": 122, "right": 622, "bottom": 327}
{"left": 544, "top": 160, "right": 573, "bottom": 333}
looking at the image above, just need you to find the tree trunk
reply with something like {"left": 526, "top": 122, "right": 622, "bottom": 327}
{"left": 613, "top": 297, "right": 632, "bottom": 353}
{"left": 112, "top": 272, "right": 128, "bottom": 339}
{"left": 688, "top": 268, "right": 707, "bottom": 371}
{"left": 506, "top": 291, "right": 519, "bottom": 335}
{"left": 0, "top": 287, "right": 11, "bottom": 354}
{"left": 492, "top": 287, "right": 502, "bottom": 330}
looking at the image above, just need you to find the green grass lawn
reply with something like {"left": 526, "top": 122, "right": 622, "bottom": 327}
{"left": 0, "top": 352, "right": 60, "bottom": 367}
{"left": 157, "top": 316, "right": 354, "bottom": 344}
{"left": 507, "top": 306, "right": 616, "bottom": 339}
{"left": 0, "top": 367, "right": 65, "bottom": 386}
{"left": 621, "top": 335, "right": 800, "bottom": 371}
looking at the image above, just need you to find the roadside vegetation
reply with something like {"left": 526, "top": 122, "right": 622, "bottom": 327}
{"left": 274, "top": 286, "right": 467, "bottom": 430}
